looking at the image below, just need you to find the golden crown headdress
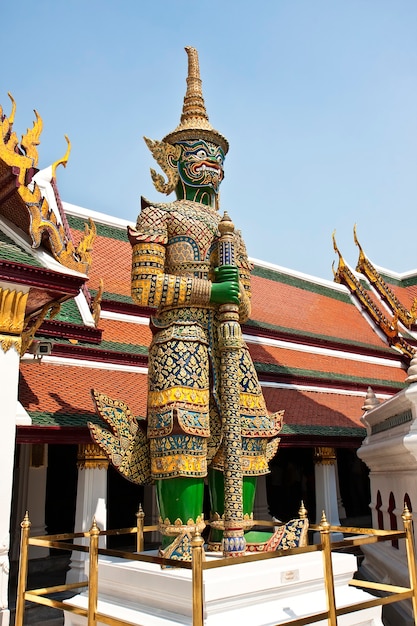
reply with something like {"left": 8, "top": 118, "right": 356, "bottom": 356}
{"left": 163, "top": 46, "right": 229, "bottom": 154}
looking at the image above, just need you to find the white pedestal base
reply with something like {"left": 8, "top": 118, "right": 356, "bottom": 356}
{"left": 64, "top": 551, "right": 383, "bottom": 626}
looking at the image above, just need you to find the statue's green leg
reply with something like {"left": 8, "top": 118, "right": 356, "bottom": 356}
{"left": 208, "top": 468, "right": 257, "bottom": 544}
{"left": 156, "top": 477, "right": 205, "bottom": 549}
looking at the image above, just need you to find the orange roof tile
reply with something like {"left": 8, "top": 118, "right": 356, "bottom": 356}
{"left": 19, "top": 361, "right": 148, "bottom": 419}
{"left": 250, "top": 274, "right": 389, "bottom": 348}
{"left": 98, "top": 318, "right": 152, "bottom": 347}
{"left": 263, "top": 386, "right": 367, "bottom": 430}
{"left": 87, "top": 235, "right": 132, "bottom": 297}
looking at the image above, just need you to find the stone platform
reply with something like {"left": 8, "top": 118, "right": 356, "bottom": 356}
{"left": 64, "top": 551, "right": 383, "bottom": 626}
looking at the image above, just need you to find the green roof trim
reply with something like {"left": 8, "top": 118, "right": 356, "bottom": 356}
{"left": 53, "top": 298, "right": 84, "bottom": 325}
{"left": 281, "top": 424, "right": 365, "bottom": 437}
{"left": 101, "top": 291, "right": 134, "bottom": 304}
{"left": 97, "top": 340, "right": 147, "bottom": 355}
{"left": 255, "top": 361, "right": 405, "bottom": 389}
{"left": 55, "top": 337, "right": 148, "bottom": 355}
{"left": 0, "top": 231, "right": 43, "bottom": 267}
{"left": 67, "top": 215, "right": 128, "bottom": 242}
{"left": 28, "top": 411, "right": 102, "bottom": 427}
{"left": 399, "top": 274, "right": 417, "bottom": 288}
{"left": 89, "top": 289, "right": 134, "bottom": 305}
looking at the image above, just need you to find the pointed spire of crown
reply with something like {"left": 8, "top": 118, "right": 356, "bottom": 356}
{"left": 163, "top": 47, "right": 229, "bottom": 154}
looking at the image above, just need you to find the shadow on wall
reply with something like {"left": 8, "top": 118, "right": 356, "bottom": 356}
{"left": 266, "top": 447, "right": 371, "bottom": 525}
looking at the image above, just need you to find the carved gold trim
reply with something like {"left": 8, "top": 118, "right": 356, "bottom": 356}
{"left": 159, "top": 515, "right": 205, "bottom": 536}
{"left": 144, "top": 137, "right": 180, "bottom": 195}
{"left": 314, "top": 447, "right": 336, "bottom": 465}
{"left": 77, "top": 443, "right": 109, "bottom": 470}
{"left": 75, "top": 218, "right": 97, "bottom": 272}
{"left": 333, "top": 232, "right": 415, "bottom": 360}
{"left": 0, "top": 333, "right": 21, "bottom": 354}
{"left": 0, "top": 287, "right": 27, "bottom": 354}
{"left": 0, "top": 288, "right": 28, "bottom": 334}
{"left": 0, "top": 95, "right": 39, "bottom": 185}
{"left": 92, "top": 278, "right": 104, "bottom": 326}
{"left": 209, "top": 512, "right": 254, "bottom": 531}
{"left": 354, "top": 225, "right": 417, "bottom": 329}
{"left": 20, "top": 301, "right": 61, "bottom": 356}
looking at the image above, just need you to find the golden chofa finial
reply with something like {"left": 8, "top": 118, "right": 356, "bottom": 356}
{"left": 163, "top": 47, "right": 229, "bottom": 154}
{"left": 353, "top": 223, "right": 367, "bottom": 268}
{"left": 0, "top": 94, "right": 17, "bottom": 148}
{"left": 332, "top": 230, "right": 341, "bottom": 258}
{"left": 332, "top": 230, "right": 346, "bottom": 280}
{"left": 52, "top": 135, "right": 71, "bottom": 178}
{"left": 7, "top": 92, "right": 16, "bottom": 125}
{"left": 353, "top": 223, "right": 362, "bottom": 251}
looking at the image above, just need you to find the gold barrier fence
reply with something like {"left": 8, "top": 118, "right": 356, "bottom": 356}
{"left": 14, "top": 505, "right": 417, "bottom": 626}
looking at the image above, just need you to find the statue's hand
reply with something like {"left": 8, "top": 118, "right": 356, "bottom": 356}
{"left": 210, "top": 265, "right": 240, "bottom": 304}
{"left": 214, "top": 265, "right": 239, "bottom": 284}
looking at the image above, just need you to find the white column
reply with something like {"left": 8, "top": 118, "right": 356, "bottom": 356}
{"left": 27, "top": 445, "right": 48, "bottom": 559}
{"left": 10, "top": 445, "right": 48, "bottom": 561}
{"left": 0, "top": 286, "right": 29, "bottom": 626}
{"left": 335, "top": 460, "right": 347, "bottom": 521}
{"left": 314, "top": 447, "right": 343, "bottom": 542}
{"left": 66, "top": 444, "right": 108, "bottom": 584}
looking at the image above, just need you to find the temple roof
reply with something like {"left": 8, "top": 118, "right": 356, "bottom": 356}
{"left": 14, "top": 201, "right": 412, "bottom": 447}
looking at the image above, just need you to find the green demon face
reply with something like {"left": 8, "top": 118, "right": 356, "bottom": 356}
{"left": 175, "top": 140, "right": 225, "bottom": 194}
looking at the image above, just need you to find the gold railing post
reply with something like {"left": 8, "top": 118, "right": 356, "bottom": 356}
{"left": 136, "top": 504, "right": 145, "bottom": 553}
{"left": 320, "top": 511, "right": 337, "bottom": 626}
{"left": 402, "top": 504, "right": 417, "bottom": 622}
{"left": 14, "top": 512, "right": 31, "bottom": 626}
{"left": 298, "top": 501, "right": 309, "bottom": 546}
{"left": 191, "top": 529, "right": 204, "bottom": 626}
{"left": 87, "top": 518, "right": 100, "bottom": 626}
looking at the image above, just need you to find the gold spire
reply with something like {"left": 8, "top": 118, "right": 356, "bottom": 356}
{"left": 163, "top": 47, "right": 229, "bottom": 154}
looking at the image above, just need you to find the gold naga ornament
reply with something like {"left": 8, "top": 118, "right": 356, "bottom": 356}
{"left": 353, "top": 224, "right": 417, "bottom": 329}
{"left": 0, "top": 93, "right": 96, "bottom": 275}
{"left": 332, "top": 229, "right": 415, "bottom": 360}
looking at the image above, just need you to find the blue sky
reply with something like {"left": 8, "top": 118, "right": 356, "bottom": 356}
{"left": 2, "top": 1, "right": 416, "bottom": 280}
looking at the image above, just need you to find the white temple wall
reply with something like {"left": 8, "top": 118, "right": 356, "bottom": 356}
{"left": 0, "top": 343, "right": 21, "bottom": 626}
{"left": 358, "top": 379, "right": 417, "bottom": 625}
{"left": 358, "top": 384, "right": 417, "bottom": 548}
